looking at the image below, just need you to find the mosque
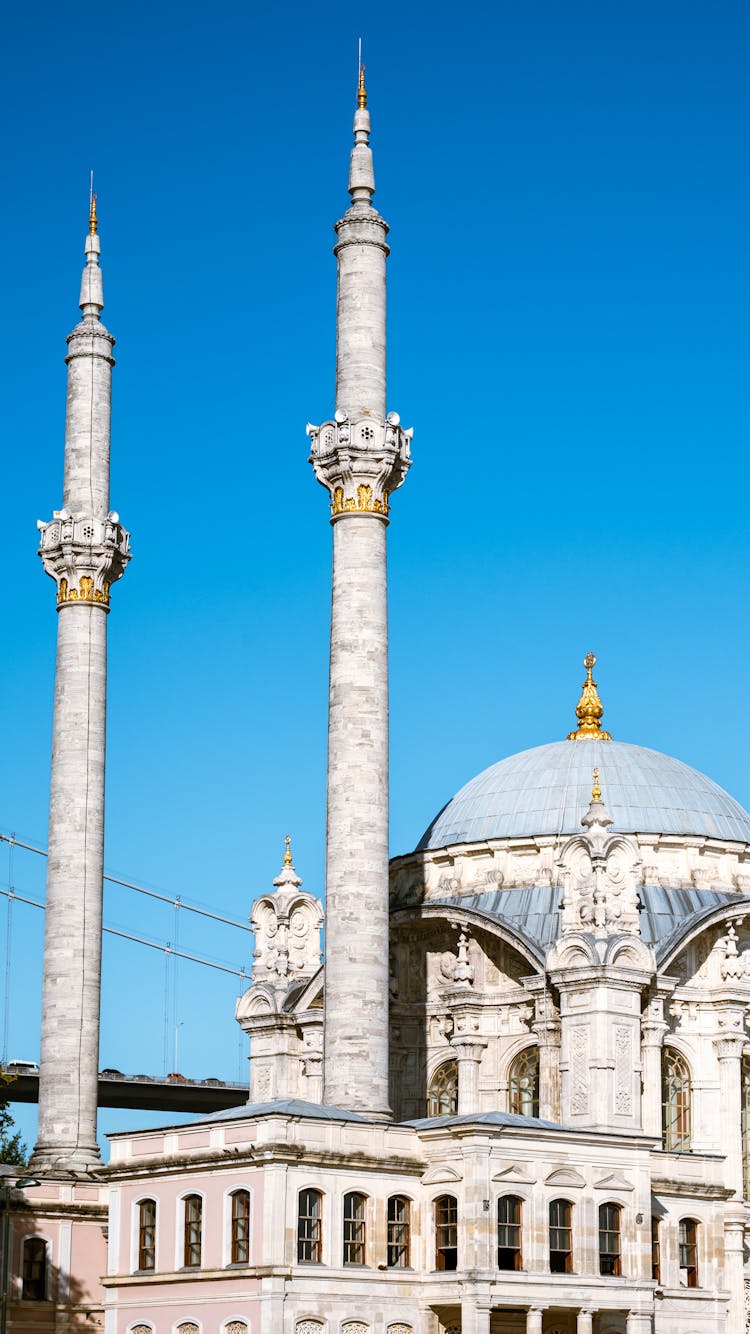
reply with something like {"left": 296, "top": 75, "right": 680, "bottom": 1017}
{"left": 3, "top": 69, "right": 750, "bottom": 1334}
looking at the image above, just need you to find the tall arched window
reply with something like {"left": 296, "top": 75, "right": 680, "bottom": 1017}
{"left": 21, "top": 1238, "right": 47, "bottom": 1301}
{"left": 297, "top": 1188, "right": 322, "bottom": 1263}
{"left": 598, "top": 1202, "right": 621, "bottom": 1276}
{"left": 343, "top": 1191, "right": 367, "bottom": 1265}
{"left": 497, "top": 1195, "right": 522, "bottom": 1270}
{"left": 428, "top": 1060, "right": 458, "bottom": 1117}
{"left": 508, "top": 1048, "right": 539, "bottom": 1118}
{"left": 137, "top": 1199, "right": 156, "bottom": 1271}
{"left": 230, "top": 1189, "right": 250, "bottom": 1265}
{"left": 183, "top": 1195, "right": 202, "bottom": 1268}
{"left": 651, "top": 1217, "right": 661, "bottom": 1282}
{"left": 549, "top": 1199, "right": 572, "bottom": 1273}
{"left": 434, "top": 1194, "right": 458, "bottom": 1271}
{"left": 662, "top": 1048, "right": 692, "bottom": 1150}
{"left": 741, "top": 1057, "right": 750, "bottom": 1198}
{"left": 387, "top": 1195, "right": 410, "bottom": 1268}
{"left": 678, "top": 1218, "right": 699, "bottom": 1287}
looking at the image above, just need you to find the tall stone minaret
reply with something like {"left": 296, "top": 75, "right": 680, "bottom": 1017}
{"left": 31, "top": 197, "right": 130, "bottom": 1173}
{"left": 308, "top": 68, "right": 412, "bottom": 1117}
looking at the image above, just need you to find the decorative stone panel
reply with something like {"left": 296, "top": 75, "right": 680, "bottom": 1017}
{"left": 387, "top": 1326, "right": 413, "bottom": 1334}
{"left": 341, "top": 1325, "right": 369, "bottom": 1334}
{"left": 225, "top": 1324, "right": 247, "bottom": 1334}
{"left": 296, "top": 1324, "right": 324, "bottom": 1334}
{"left": 177, "top": 1325, "right": 199, "bottom": 1334}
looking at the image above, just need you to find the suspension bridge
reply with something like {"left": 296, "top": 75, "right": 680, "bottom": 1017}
{"left": 0, "top": 832, "right": 258, "bottom": 1116}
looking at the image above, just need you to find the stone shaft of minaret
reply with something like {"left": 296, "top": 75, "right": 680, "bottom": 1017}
{"left": 308, "top": 73, "right": 411, "bottom": 1117}
{"left": 31, "top": 204, "right": 130, "bottom": 1174}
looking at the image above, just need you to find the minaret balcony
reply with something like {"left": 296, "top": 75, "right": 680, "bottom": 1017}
{"left": 37, "top": 511, "right": 131, "bottom": 608}
{"left": 307, "top": 413, "right": 412, "bottom": 518}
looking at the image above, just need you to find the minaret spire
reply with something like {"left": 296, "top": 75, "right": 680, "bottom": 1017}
{"left": 307, "top": 72, "right": 412, "bottom": 1117}
{"left": 32, "top": 199, "right": 131, "bottom": 1174}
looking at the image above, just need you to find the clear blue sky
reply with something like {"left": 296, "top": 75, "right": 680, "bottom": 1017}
{"left": 1, "top": 1, "right": 748, "bottom": 1154}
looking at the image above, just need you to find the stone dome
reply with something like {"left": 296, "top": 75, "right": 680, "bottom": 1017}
{"left": 417, "top": 739, "right": 750, "bottom": 850}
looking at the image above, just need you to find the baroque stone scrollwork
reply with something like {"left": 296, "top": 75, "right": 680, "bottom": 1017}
{"left": 557, "top": 778, "right": 641, "bottom": 938}
{"left": 307, "top": 413, "right": 411, "bottom": 518}
{"left": 295, "top": 1323, "right": 325, "bottom": 1334}
{"left": 719, "top": 922, "right": 750, "bottom": 982}
{"left": 38, "top": 511, "right": 130, "bottom": 609}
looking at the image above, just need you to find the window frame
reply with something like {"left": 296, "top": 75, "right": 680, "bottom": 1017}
{"left": 297, "top": 1188, "right": 323, "bottom": 1264}
{"left": 508, "top": 1046, "right": 540, "bottom": 1119}
{"left": 651, "top": 1215, "right": 661, "bottom": 1283}
{"left": 228, "top": 1188, "right": 251, "bottom": 1266}
{"left": 342, "top": 1191, "right": 367, "bottom": 1266}
{"left": 598, "top": 1201, "right": 622, "bottom": 1277}
{"left": 549, "top": 1198, "right": 573, "bottom": 1274}
{"left": 21, "top": 1236, "right": 49, "bottom": 1301}
{"left": 497, "top": 1194, "right": 523, "bottom": 1271}
{"left": 434, "top": 1193, "right": 458, "bottom": 1272}
{"left": 662, "top": 1047, "right": 692, "bottom": 1151}
{"left": 678, "top": 1217, "right": 699, "bottom": 1288}
{"left": 182, "top": 1193, "right": 203, "bottom": 1270}
{"left": 427, "top": 1060, "right": 458, "bottom": 1117}
{"left": 137, "top": 1198, "right": 157, "bottom": 1273}
{"left": 387, "top": 1194, "right": 411, "bottom": 1269}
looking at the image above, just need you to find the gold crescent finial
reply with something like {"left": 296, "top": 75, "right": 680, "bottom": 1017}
{"left": 566, "top": 652, "right": 612, "bottom": 741}
{"left": 592, "top": 768, "right": 602, "bottom": 801}
{"left": 89, "top": 192, "right": 98, "bottom": 236}
{"left": 358, "top": 61, "right": 367, "bottom": 109}
{"left": 283, "top": 834, "right": 292, "bottom": 867}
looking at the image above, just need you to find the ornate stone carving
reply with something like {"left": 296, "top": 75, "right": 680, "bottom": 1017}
{"left": 451, "top": 930, "right": 474, "bottom": 985}
{"left": 295, "top": 1323, "right": 325, "bottom": 1334}
{"left": 38, "top": 511, "right": 130, "bottom": 608}
{"left": 614, "top": 1024, "right": 633, "bottom": 1114}
{"left": 225, "top": 1324, "right": 248, "bottom": 1334}
{"left": 131, "top": 1326, "right": 152, "bottom": 1334}
{"left": 558, "top": 780, "right": 641, "bottom": 938}
{"left": 570, "top": 1025, "right": 589, "bottom": 1115}
{"left": 177, "top": 1324, "right": 199, "bottom": 1334}
{"left": 719, "top": 923, "right": 750, "bottom": 982}
{"left": 387, "top": 1326, "right": 413, "bottom": 1334}
{"left": 308, "top": 414, "right": 411, "bottom": 518}
{"left": 342, "top": 1325, "right": 369, "bottom": 1334}
{"left": 247, "top": 841, "right": 323, "bottom": 987}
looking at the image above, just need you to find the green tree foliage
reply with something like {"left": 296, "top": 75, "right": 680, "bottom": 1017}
{"left": 0, "top": 1098, "right": 27, "bottom": 1166}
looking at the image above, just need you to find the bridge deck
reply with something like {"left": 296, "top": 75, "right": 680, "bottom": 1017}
{"left": 4, "top": 1074, "right": 249, "bottom": 1114}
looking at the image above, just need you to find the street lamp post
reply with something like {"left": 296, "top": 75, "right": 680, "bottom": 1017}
{"left": 0, "top": 1177, "right": 40, "bottom": 1334}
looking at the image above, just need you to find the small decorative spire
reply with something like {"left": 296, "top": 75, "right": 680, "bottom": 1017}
{"left": 89, "top": 171, "right": 98, "bottom": 235}
{"left": 358, "top": 61, "right": 367, "bottom": 109}
{"left": 567, "top": 652, "right": 613, "bottom": 741}
{"left": 283, "top": 834, "right": 293, "bottom": 867}
{"left": 592, "top": 768, "right": 602, "bottom": 802}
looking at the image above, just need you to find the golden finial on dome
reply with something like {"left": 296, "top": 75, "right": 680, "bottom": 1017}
{"left": 357, "top": 40, "right": 367, "bottom": 108}
{"left": 566, "top": 652, "right": 613, "bottom": 741}
{"left": 592, "top": 767, "right": 602, "bottom": 801}
{"left": 283, "top": 834, "right": 293, "bottom": 867}
{"left": 89, "top": 171, "right": 98, "bottom": 235}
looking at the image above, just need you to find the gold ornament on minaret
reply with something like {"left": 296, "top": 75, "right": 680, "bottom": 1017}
{"left": 567, "top": 652, "right": 612, "bottom": 741}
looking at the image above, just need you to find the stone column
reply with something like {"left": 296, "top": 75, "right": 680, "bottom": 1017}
{"left": 533, "top": 1015, "right": 561, "bottom": 1121}
{"left": 460, "top": 1301, "right": 490, "bottom": 1334}
{"left": 308, "top": 77, "right": 411, "bottom": 1117}
{"left": 452, "top": 1037, "right": 487, "bottom": 1115}
{"left": 526, "top": 1310, "right": 543, "bottom": 1334}
{"left": 31, "top": 209, "right": 130, "bottom": 1174}
{"left": 714, "top": 1014, "right": 746, "bottom": 1199}
{"left": 640, "top": 981, "right": 675, "bottom": 1139}
{"left": 576, "top": 1312, "right": 593, "bottom": 1334}
{"left": 625, "top": 1314, "right": 653, "bottom": 1334}
{"left": 723, "top": 1205, "right": 746, "bottom": 1334}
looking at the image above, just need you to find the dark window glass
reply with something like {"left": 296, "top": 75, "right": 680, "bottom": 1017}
{"left": 497, "top": 1195, "right": 522, "bottom": 1270}
{"left": 662, "top": 1049, "right": 692, "bottom": 1151}
{"left": 508, "top": 1049, "right": 540, "bottom": 1119}
{"left": 549, "top": 1198, "right": 573, "bottom": 1274}
{"left": 387, "top": 1195, "right": 410, "bottom": 1268}
{"left": 22, "top": 1239, "right": 47, "bottom": 1301}
{"left": 741, "top": 1057, "right": 750, "bottom": 1198}
{"left": 651, "top": 1216, "right": 661, "bottom": 1283}
{"left": 343, "top": 1192, "right": 367, "bottom": 1265}
{"left": 679, "top": 1218, "right": 698, "bottom": 1288}
{"left": 230, "top": 1189, "right": 250, "bottom": 1265}
{"left": 598, "top": 1202, "right": 621, "bottom": 1276}
{"left": 138, "top": 1199, "right": 156, "bottom": 1271}
{"left": 297, "top": 1189, "right": 322, "bottom": 1264}
{"left": 435, "top": 1194, "right": 458, "bottom": 1271}
{"left": 428, "top": 1061, "right": 458, "bottom": 1117}
{"left": 183, "top": 1195, "right": 202, "bottom": 1268}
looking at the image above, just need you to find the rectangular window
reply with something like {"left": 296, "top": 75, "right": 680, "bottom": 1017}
{"left": 651, "top": 1216, "right": 661, "bottom": 1283}
{"left": 297, "top": 1189, "right": 322, "bottom": 1264}
{"left": 497, "top": 1195, "right": 522, "bottom": 1270}
{"left": 435, "top": 1195, "right": 458, "bottom": 1271}
{"left": 598, "top": 1203, "right": 621, "bottom": 1276}
{"left": 22, "top": 1239, "right": 47, "bottom": 1301}
{"left": 183, "top": 1195, "right": 202, "bottom": 1268}
{"left": 679, "top": 1219, "right": 698, "bottom": 1288}
{"left": 230, "top": 1190, "right": 250, "bottom": 1265}
{"left": 387, "top": 1195, "right": 410, "bottom": 1268}
{"left": 549, "top": 1199, "right": 572, "bottom": 1274}
{"left": 138, "top": 1199, "right": 156, "bottom": 1271}
{"left": 343, "top": 1192, "right": 367, "bottom": 1265}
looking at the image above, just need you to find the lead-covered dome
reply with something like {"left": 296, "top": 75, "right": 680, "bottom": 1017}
{"left": 417, "top": 738, "right": 750, "bottom": 849}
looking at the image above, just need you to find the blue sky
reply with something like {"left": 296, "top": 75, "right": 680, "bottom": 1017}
{"left": 1, "top": 0, "right": 748, "bottom": 1153}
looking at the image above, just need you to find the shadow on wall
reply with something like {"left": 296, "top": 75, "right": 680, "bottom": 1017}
{"left": 5, "top": 1204, "right": 103, "bottom": 1334}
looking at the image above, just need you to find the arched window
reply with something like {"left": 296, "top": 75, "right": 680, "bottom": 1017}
{"left": 343, "top": 1191, "right": 367, "bottom": 1265}
{"left": 229, "top": 1189, "right": 250, "bottom": 1265}
{"left": 662, "top": 1049, "right": 692, "bottom": 1150}
{"left": 428, "top": 1060, "right": 458, "bottom": 1117}
{"left": 651, "top": 1217, "right": 661, "bottom": 1282}
{"left": 497, "top": 1195, "right": 522, "bottom": 1270}
{"left": 508, "top": 1048, "right": 539, "bottom": 1118}
{"left": 297, "top": 1188, "right": 322, "bottom": 1263}
{"left": 224, "top": 1323, "right": 248, "bottom": 1334}
{"left": 598, "top": 1202, "right": 621, "bottom": 1276}
{"left": 387, "top": 1195, "right": 410, "bottom": 1268}
{"left": 21, "top": 1238, "right": 47, "bottom": 1301}
{"left": 183, "top": 1195, "right": 202, "bottom": 1268}
{"left": 741, "top": 1056, "right": 750, "bottom": 1198}
{"left": 434, "top": 1194, "right": 458, "bottom": 1271}
{"left": 137, "top": 1199, "right": 156, "bottom": 1271}
{"left": 549, "top": 1199, "right": 573, "bottom": 1273}
{"left": 678, "top": 1218, "right": 699, "bottom": 1288}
